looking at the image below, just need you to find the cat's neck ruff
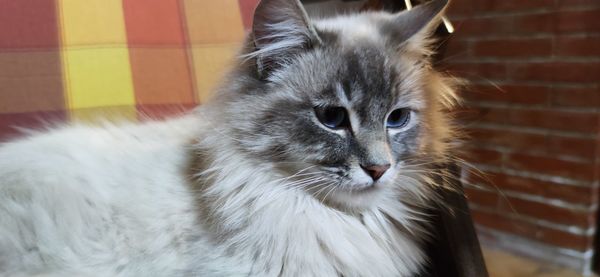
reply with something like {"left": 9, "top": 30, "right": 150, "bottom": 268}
{"left": 190, "top": 129, "right": 427, "bottom": 276}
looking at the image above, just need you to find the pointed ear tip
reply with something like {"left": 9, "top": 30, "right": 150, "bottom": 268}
{"left": 251, "top": 0, "right": 276, "bottom": 35}
{"left": 251, "top": 0, "right": 306, "bottom": 26}
{"left": 252, "top": 0, "right": 270, "bottom": 21}
{"left": 252, "top": 0, "right": 276, "bottom": 23}
{"left": 253, "top": 0, "right": 305, "bottom": 13}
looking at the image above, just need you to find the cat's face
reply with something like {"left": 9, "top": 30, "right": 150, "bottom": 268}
{"left": 223, "top": 0, "right": 452, "bottom": 210}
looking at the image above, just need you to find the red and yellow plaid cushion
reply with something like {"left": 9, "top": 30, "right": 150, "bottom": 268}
{"left": 0, "top": 0, "right": 260, "bottom": 140}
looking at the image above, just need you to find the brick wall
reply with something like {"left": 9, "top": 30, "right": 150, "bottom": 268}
{"left": 443, "top": 0, "right": 600, "bottom": 273}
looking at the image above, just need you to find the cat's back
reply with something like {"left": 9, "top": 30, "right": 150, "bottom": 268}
{"left": 0, "top": 114, "right": 202, "bottom": 276}
{"left": 0, "top": 114, "right": 199, "bottom": 194}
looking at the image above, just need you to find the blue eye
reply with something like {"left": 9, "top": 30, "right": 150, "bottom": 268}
{"left": 315, "top": 107, "right": 348, "bottom": 129}
{"left": 387, "top": 108, "right": 411, "bottom": 129}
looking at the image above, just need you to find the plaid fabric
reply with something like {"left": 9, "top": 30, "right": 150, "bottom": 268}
{"left": 0, "top": 0, "right": 260, "bottom": 140}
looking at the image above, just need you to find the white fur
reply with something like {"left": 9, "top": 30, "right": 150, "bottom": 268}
{"left": 0, "top": 116, "right": 201, "bottom": 276}
{"left": 0, "top": 109, "right": 426, "bottom": 276}
{"left": 315, "top": 13, "right": 389, "bottom": 45}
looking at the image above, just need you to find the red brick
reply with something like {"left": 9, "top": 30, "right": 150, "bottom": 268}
{"left": 465, "top": 187, "right": 499, "bottom": 207}
{"left": 511, "top": 62, "right": 600, "bottom": 83}
{"left": 507, "top": 109, "right": 598, "bottom": 133}
{"left": 472, "top": 210, "right": 591, "bottom": 251}
{"left": 557, "top": 0, "right": 600, "bottom": 8}
{"left": 512, "top": 13, "right": 555, "bottom": 34}
{"left": 463, "top": 147, "right": 504, "bottom": 166}
{"left": 467, "top": 172, "right": 594, "bottom": 204}
{"left": 448, "top": 0, "right": 555, "bottom": 16}
{"left": 555, "top": 36, "right": 600, "bottom": 57}
{"left": 469, "top": 107, "right": 509, "bottom": 124}
{"left": 452, "top": 8, "right": 599, "bottom": 36}
{"left": 480, "top": 0, "right": 555, "bottom": 12}
{"left": 454, "top": 14, "right": 553, "bottom": 36}
{"left": 551, "top": 87, "right": 600, "bottom": 108}
{"left": 444, "top": 38, "right": 470, "bottom": 60}
{"left": 452, "top": 17, "right": 512, "bottom": 36}
{"left": 453, "top": 107, "right": 482, "bottom": 123}
{"left": 472, "top": 39, "right": 553, "bottom": 58}
{"left": 446, "top": 62, "right": 508, "bottom": 80}
{"left": 472, "top": 209, "right": 537, "bottom": 239}
{"left": 547, "top": 136, "right": 597, "bottom": 160}
{"left": 446, "top": 0, "right": 475, "bottom": 16}
{"left": 557, "top": 9, "right": 600, "bottom": 33}
{"left": 446, "top": 0, "right": 599, "bottom": 254}
{"left": 465, "top": 108, "right": 598, "bottom": 134}
{"left": 498, "top": 196, "right": 591, "bottom": 227}
{"left": 465, "top": 127, "right": 595, "bottom": 160}
{"left": 506, "top": 153, "right": 596, "bottom": 181}
{"left": 466, "top": 127, "right": 547, "bottom": 152}
{"left": 464, "top": 84, "right": 549, "bottom": 105}
{"left": 469, "top": 11, "right": 600, "bottom": 36}
{"left": 537, "top": 227, "right": 591, "bottom": 251}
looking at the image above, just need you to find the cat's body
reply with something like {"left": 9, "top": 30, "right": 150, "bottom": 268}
{"left": 0, "top": 117, "right": 200, "bottom": 276}
{"left": 0, "top": 113, "right": 424, "bottom": 276}
{"left": 0, "top": 0, "right": 457, "bottom": 276}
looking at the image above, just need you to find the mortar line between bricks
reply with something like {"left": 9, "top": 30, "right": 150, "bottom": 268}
{"left": 465, "top": 122, "right": 599, "bottom": 139}
{"left": 447, "top": 57, "right": 600, "bottom": 63}
{"left": 457, "top": 33, "right": 600, "bottom": 41}
{"left": 466, "top": 163, "right": 596, "bottom": 187}
{"left": 448, "top": 5, "right": 600, "bottom": 20}
{"left": 461, "top": 79, "right": 600, "bottom": 87}
{"left": 468, "top": 203, "right": 595, "bottom": 236}
{"left": 465, "top": 101, "right": 600, "bottom": 114}
{"left": 476, "top": 225, "right": 591, "bottom": 258}
{"left": 448, "top": 78, "right": 600, "bottom": 90}
{"left": 465, "top": 182, "right": 596, "bottom": 212}
{"left": 467, "top": 143, "right": 594, "bottom": 164}
{"left": 449, "top": 32, "right": 600, "bottom": 41}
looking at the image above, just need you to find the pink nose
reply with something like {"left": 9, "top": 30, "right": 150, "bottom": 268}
{"left": 361, "top": 164, "right": 390, "bottom": 181}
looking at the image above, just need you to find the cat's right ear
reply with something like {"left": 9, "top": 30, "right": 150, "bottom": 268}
{"left": 251, "top": 0, "right": 322, "bottom": 78}
{"left": 383, "top": 0, "right": 449, "bottom": 50}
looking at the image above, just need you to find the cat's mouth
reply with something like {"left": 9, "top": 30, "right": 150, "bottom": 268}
{"left": 332, "top": 178, "right": 384, "bottom": 195}
{"left": 316, "top": 180, "right": 389, "bottom": 211}
{"left": 349, "top": 182, "right": 379, "bottom": 193}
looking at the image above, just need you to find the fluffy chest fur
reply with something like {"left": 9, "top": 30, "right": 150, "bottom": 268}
{"left": 187, "top": 132, "right": 426, "bottom": 276}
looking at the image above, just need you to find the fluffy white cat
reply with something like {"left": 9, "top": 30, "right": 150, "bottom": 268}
{"left": 0, "top": 0, "right": 457, "bottom": 276}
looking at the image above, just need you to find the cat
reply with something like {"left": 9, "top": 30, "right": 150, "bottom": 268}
{"left": 0, "top": 0, "right": 459, "bottom": 276}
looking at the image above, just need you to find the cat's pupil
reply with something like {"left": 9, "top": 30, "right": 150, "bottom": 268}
{"left": 387, "top": 109, "right": 411, "bottom": 128}
{"left": 315, "top": 107, "right": 348, "bottom": 129}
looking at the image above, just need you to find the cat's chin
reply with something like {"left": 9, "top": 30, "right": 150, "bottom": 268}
{"left": 322, "top": 184, "right": 388, "bottom": 212}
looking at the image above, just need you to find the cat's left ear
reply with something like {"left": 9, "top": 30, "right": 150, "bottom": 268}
{"left": 382, "top": 0, "right": 450, "bottom": 49}
{"left": 251, "top": 0, "right": 322, "bottom": 78}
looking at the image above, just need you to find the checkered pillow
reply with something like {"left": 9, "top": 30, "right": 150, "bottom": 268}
{"left": 0, "top": 0, "right": 259, "bottom": 140}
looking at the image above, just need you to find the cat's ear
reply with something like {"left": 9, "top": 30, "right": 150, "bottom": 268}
{"left": 251, "top": 0, "right": 322, "bottom": 78}
{"left": 383, "top": 0, "right": 449, "bottom": 48}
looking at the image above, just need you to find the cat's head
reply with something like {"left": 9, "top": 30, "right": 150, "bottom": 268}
{"left": 216, "top": 0, "right": 457, "bottom": 211}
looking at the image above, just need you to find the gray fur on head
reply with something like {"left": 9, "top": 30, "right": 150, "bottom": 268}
{"left": 187, "top": 1, "right": 460, "bottom": 275}
{"left": 207, "top": 0, "right": 455, "bottom": 211}
{"left": 250, "top": 0, "right": 323, "bottom": 77}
